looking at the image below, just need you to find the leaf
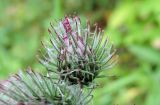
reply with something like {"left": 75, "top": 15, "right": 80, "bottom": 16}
{"left": 128, "top": 45, "right": 160, "bottom": 64}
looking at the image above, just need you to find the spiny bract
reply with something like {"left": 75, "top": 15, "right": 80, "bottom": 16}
{"left": 0, "top": 70, "right": 92, "bottom": 105}
{"left": 39, "top": 16, "right": 117, "bottom": 86}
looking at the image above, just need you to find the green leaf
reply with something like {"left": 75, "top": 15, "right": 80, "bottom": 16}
{"left": 128, "top": 45, "right": 160, "bottom": 64}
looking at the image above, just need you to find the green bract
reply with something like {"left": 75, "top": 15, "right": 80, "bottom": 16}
{"left": 0, "top": 70, "right": 92, "bottom": 105}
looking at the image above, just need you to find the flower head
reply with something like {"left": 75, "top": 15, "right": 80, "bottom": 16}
{"left": 40, "top": 15, "right": 117, "bottom": 86}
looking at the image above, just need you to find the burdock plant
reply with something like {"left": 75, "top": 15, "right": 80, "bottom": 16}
{"left": 0, "top": 15, "right": 117, "bottom": 105}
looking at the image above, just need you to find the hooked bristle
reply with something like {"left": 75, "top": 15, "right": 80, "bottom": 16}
{"left": 40, "top": 15, "right": 117, "bottom": 86}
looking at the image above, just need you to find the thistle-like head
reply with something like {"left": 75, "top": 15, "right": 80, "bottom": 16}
{"left": 40, "top": 15, "right": 117, "bottom": 86}
{"left": 0, "top": 70, "right": 92, "bottom": 105}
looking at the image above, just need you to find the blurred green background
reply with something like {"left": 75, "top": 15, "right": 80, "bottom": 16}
{"left": 0, "top": 0, "right": 160, "bottom": 105}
